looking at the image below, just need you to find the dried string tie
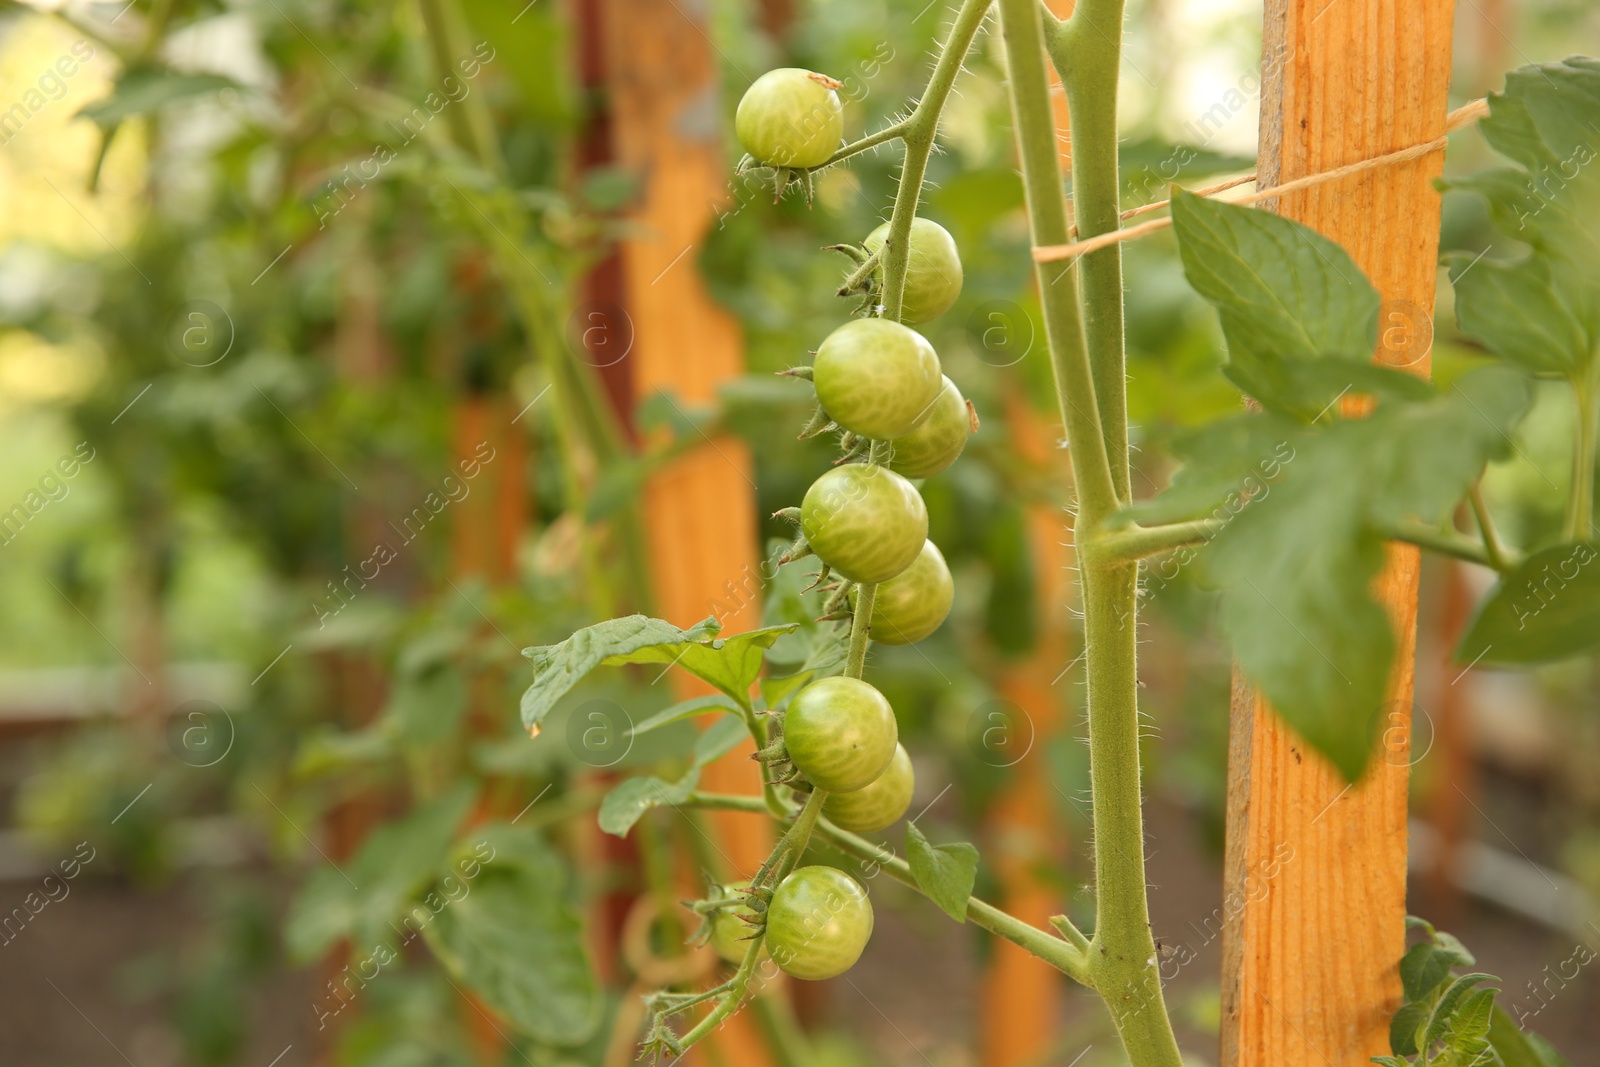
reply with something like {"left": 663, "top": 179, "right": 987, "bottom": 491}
{"left": 1037, "top": 97, "right": 1490, "bottom": 263}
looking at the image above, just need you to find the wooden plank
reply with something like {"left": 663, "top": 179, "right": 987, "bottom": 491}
{"left": 600, "top": 0, "right": 768, "bottom": 874}
{"left": 1220, "top": 1, "right": 1455, "bottom": 1063}
{"left": 599, "top": 2, "right": 774, "bottom": 1062}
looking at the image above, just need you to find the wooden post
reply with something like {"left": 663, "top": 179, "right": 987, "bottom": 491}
{"left": 599, "top": 0, "right": 768, "bottom": 877}
{"left": 599, "top": 1, "right": 774, "bottom": 1062}
{"left": 1220, "top": 2, "right": 1455, "bottom": 1063}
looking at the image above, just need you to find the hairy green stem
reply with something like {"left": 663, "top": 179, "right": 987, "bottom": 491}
{"left": 1392, "top": 519, "right": 1518, "bottom": 573}
{"left": 772, "top": 788, "right": 827, "bottom": 884}
{"left": 814, "top": 818, "right": 1093, "bottom": 986}
{"left": 1468, "top": 485, "right": 1512, "bottom": 572}
{"left": 1090, "top": 518, "right": 1224, "bottom": 562}
{"left": 877, "top": 0, "right": 991, "bottom": 321}
{"left": 417, "top": 0, "right": 504, "bottom": 175}
{"left": 682, "top": 792, "right": 1094, "bottom": 986}
{"left": 824, "top": 121, "right": 912, "bottom": 166}
{"left": 999, "top": 0, "right": 1180, "bottom": 1062}
{"left": 672, "top": 931, "right": 767, "bottom": 1049}
{"left": 1046, "top": 4, "right": 1131, "bottom": 502}
{"left": 844, "top": 582, "right": 877, "bottom": 678}
{"left": 994, "top": 0, "right": 1118, "bottom": 519}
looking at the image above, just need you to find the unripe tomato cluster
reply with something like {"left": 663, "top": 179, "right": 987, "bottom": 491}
{"left": 711, "top": 66, "right": 973, "bottom": 985}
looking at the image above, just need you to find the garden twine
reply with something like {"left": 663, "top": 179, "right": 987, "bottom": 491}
{"left": 1038, "top": 97, "right": 1492, "bottom": 261}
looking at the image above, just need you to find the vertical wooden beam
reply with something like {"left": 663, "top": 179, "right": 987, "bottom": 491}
{"left": 599, "top": 0, "right": 768, "bottom": 874}
{"left": 600, "top": 2, "right": 774, "bottom": 1062}
{"left": 1220, "top": 2, "right": 1455, "bottom": 1063}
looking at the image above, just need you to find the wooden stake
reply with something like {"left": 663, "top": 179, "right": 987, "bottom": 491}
{"left": 1220, "top": 0, "right": 1455, "bottom": 1062}
{"left": 600, "top": 0, "right": 775, "bottom": 1061}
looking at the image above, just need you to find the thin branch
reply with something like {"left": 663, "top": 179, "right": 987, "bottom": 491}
{"left": 1468, "top": 484, "right": 1512, "bottom": 573}
{"left": 822, "top": 120, "right": 912, "bottom": 166}
{"left": 1391, "top": 519, "right": 1517, "bottom": 572}
{"left": 1088, "top": 518, "right": 1224, "bottom": 562}
{"left": 682, "top": 792, "right": 1096, "bottom": 987}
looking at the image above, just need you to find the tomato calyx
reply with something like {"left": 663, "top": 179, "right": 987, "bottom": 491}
{"left": 735, "top": 155, "right": 823, "bottom": 206}
{"left": 830, "top": 242, "right": 888, "bottom": 315}
{"left": 752, "top": 716, "right": 800, "bottom": 787}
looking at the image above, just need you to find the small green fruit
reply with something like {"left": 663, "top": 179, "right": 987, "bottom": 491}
{"left": 823, "top": 744, "right": 914, "bottom": 833}
{"left": 736, "top": 69, "right": 844, "bottom": 169}
{"left": 863, "top": 217, "right": 964, "bottom": 323}
{"left": 887, "top": 376, "right": 971, "bottom": 479}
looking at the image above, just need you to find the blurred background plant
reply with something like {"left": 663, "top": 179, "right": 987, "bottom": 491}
{"left": 0, "top": 0, "right": 1597, "bottom": 1064}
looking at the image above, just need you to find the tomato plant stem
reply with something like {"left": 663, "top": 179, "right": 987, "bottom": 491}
{"left": 878, "top": 0, "right": 991, "bottom": 322}
{"left": 685, "top": 791, "right": 1096, "bottom": 986}
{"left": 993, "top": 0, "right": 1118, "bottom": 520}
{"left": 817, "top": 816, "right": 1095, "bottom": 986}
{"left": 671, "top": 928, "right": 767, "bottom": 1049}
{"left": 1046, "top": 3, "right": 1131, "bottom": 502}
{"left": 417, "top": 0, "right": 504, "bottom": 177}
{"left": 1392, "top": 519, "right": 1517, "bottom": 572}
{"left": 1089, "top": 518, "right": 1224, "bottom": 563}
{"left": 824, "top": 120, "right": 913, "bottom": 166}
{"left": 999, "top": 0, "right": 1181, "bottom": 1061}
{"left": 1468, "top": 484, "right": 1511, "bottom": 572}
{"left": 844, "top": 582, "right": 877, "bottom": 678}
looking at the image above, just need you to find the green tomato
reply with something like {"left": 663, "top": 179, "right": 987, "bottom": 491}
{"left": 857, "top": 539, "right": 953, "bottom": 645}
{"left": 765, "top": 865, "right": 874, "bottom": 981}
{"left": 801, "top": 463, "right": 927, "bottom": 584}
{"left": 863, "top": 217, "right": 964, "bottom": 324}
{"left": 823, "top": 743, "right": 914, "bottom": 833}
{"left": 813, "top": 319, "right": 943, "bottom": 441}
{"left": 708, "top": 882, "right": 760, "bottom": 964}
{"left": 735, "top": 68, "right": 844, "bottom": 169}
{"left": 887, "top": 376, "right": 971, "bottom": 479}
{"left": 784, "top": 676, "right": 898, "bottom": 793}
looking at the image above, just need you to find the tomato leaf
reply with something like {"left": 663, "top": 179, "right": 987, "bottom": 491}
{"left": 597, "top": 715, "right": 747, "bottom": 837}
{"left": 1199, "top": 368, "right": 1531, "bottom": 780}
{"left": 599, "top": 774, "right": 700, "bottom": 837}
{"left": 759, "top": 670, "right": 814, "bottom": 712}
{"left": 520, "top": 616, "right": 719, "bottom": 732}
{"left": 1447, "top": 253, "right": 1597, "bottom": 379}
{"left": 904, "top": 822, "right": 978, "bottom": 923}
{"left": 603, "top": 623, "right": 798, "bottom": 704}
{"left": 1121, "top": 413, "right": 1303, "bottom": 526}
{"left": 1442, "top": 59, "right": 1600, "bottom": 382}
{"left": 1400, "top": 937, "right": 1473, "bottom": 1002}
{"left": 422, "top": 826, "right": 600, "bottom": 1045}
{"left": 1422, "top": 973, "right": 1498, "bottom": 1052}
{"left": 1170, "top": 188, "right": 1393, "bottom": 420}
{"left": 1388, "top": 999, "right": 1431, "bottom": 1057}
{"left": 628, "top": 694, "right": 739, "bottom": 738}
{"left": 1455, "top": 541, "right": 1600, "bottom": 665}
